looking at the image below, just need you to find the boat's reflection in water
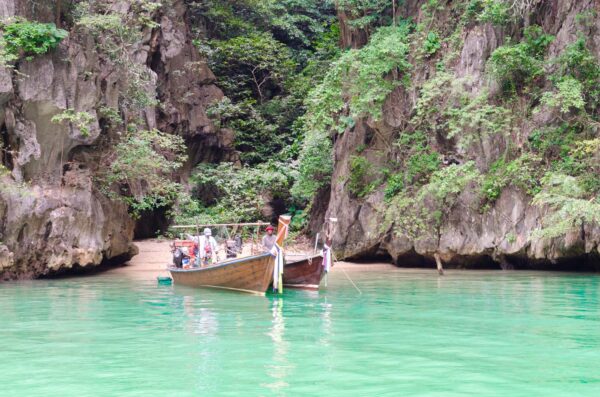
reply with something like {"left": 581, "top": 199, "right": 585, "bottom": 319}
{"left": 264, "top": 289, "right": 333, "bottom": 394}
{"left": 173, "top": 284, "right": 333, "bottom": 394}
{"left": 264, "top": 297, "right": 291, "bottom": 392}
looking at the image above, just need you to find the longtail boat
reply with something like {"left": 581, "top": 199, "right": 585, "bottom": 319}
{"left": 283, "top": 253, "right": 325, "bottom": 290}
{"left": 169, "top": 216, "right": 291, "bottom": 295}
{"left": 282, "top": 218, "right": 337, "bottom": 290}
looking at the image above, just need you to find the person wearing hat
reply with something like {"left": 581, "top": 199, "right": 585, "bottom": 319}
{"left": 199, "top": 227, "right": 218, "bottom": 266}
{"left": 261, "top": 225, "right": 277, "bottom": 252}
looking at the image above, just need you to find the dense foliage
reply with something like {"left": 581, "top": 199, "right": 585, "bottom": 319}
{"left": 0, "top": 18, "right": 67, "bottom": 65}
{"left": 181, "top": 0, "right": 340, "bottom": 223}
{"left": 176, "top": 162, "right": 296, "bottom": 224}
{"left": 293, "top": 0, "right": 599, "bottom": 244}
{"left": 191, "top": 0, "right": 599, "bottom": 242}
{"left": 98, "top": 129, "right": 187, "bottom": 217}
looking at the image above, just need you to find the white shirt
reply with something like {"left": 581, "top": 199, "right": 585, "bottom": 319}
{"left": 199, "top": 235, "right": 218, "bottom": 258}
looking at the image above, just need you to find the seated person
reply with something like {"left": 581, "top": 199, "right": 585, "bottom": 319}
{"left": 261, "top": 225, "right": 277, "bottom": 252}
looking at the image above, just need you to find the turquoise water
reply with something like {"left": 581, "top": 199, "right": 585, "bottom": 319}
{"left": 1, "top": 268, "right": 600, "bottom": 396}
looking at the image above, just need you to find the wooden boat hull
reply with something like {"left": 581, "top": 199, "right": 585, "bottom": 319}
{"left": 169, "top": 253, "right": 274, "bottom": 295}
{"left": 283, "top": 254, "right": 325, "bottom": 290}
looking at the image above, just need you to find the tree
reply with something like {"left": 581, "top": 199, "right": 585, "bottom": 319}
{"left": 210, "top": 33, "right": 296, "bottom": 103}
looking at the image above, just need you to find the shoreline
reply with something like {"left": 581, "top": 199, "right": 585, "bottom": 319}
{"left": 103, "top": 240, "right": 600, "bottom": 281}
{"left": 105, "top": 239, "right": 399, "bottom": 280}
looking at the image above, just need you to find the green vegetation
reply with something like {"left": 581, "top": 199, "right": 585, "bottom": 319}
{"left": 486, "top": 26, "right": 553, "bottom": 95}
{"left": 541, "top": 76, "right": 585, "bottom": 114}
{"left": 411, "top": 71, "right": 512, "bottom": 153}
{"left": 98, "top": 129, "right": 187, "bottom": 217}
{"left": 0, "top": 18, "right": 67, "bottom": 63}
{"left": 73, "top": 1, "right": 158, "bottom": 112}
{"left": 295, "top": 22, "right": 412, "bottom": 201}
{"left": 303, "top": 22, "right": 411, "bottom": 135}
{"left": 422, "top": 31, "right": 441, "bottom": 57}
{"left": 551, "top": 37, "right": 600, "bottom": 113}
{"left": 291, "top": 129, "right": 333, "bottom": 202}
{"left": 532, "top": 173, "right": 600, "bottom": 240}
{"left": 347, "top": 155, "right": 379, "bottom": 198}
{"left": 336, "top": 0, "right": 394, "bottom": 32}
{"left": 384, "top": 162, "right": 481, "bottom": 240}
{"left": 481, "top": 154, "right": 543, "bottom": 203}
{"left": 477, "top": 0, "right": 510, "bottom": 25}
{"left": 51, "top": 110, "right": 95, "bottom": 137}
{"left": 176, "top": 162, "right": 295, "bottom": 224}
{"left": 175, "top": 0, "right": 340, "bottom": 222}
{"left": 395, "top": 130, "right": 440, "bottom": 187}
{"left": 52, "top": 1, "right": 191, "bottom": 218}
{"left": 14, "top": 0, "right": 592, "bottom": 244}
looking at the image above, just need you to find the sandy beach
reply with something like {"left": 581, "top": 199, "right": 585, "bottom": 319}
{"left": 105, "top": 239, "right": 397, "bottom": 280}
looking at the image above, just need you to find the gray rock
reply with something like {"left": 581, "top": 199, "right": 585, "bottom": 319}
{"left": 323, "top": 0, "right": 600, "bottom": 270}
{"left": 0, "top": 0, "right": 234, "bottom": 280}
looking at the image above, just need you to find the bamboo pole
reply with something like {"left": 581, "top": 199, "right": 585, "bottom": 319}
{"left": 171, "top": 222, "right": 269, "bottom": 229}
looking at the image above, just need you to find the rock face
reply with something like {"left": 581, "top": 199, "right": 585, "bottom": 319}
{"left": 324, "top": 0, "right": 600, "bottom": 270}
{"left": 0, "top": 0, "right": 231, "bottom": 279}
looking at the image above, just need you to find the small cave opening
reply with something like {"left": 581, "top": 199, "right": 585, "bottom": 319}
{"left": 0, "top": 122, "right": 14, "bottom": 171}
{"left": 134, "top": 207, "right": 171, "bottom": 240}
{"left": 345, "top": 243, "right": 394, "bottom": 264}
{"left": 268, "top": 197, "right": 288, "bottom": 225}
{"left": 504, "top": 253, "right": 600, "bottom": 272}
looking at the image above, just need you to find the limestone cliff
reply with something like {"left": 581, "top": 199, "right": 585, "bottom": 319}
{"left": 0, "top": 0, "right": 232, "bottom": 279}
{"left": 324, "top": 0, "right": 600, "bottom": 270}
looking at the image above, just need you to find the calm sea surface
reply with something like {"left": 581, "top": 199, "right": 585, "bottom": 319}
{"left": 1, "top": 267, "right": 599, "bottom": 396}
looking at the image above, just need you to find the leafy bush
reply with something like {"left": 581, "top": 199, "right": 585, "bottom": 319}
{"left": 422, "top": 31, "right": 441, "bottom": 57}
{"left": 540, "top": 76, "right": 585, "bottom": 114}
{"left": 98, "top": 129, "right": 187, "bottom": 217}
{"left": 189, "top": 0, "right": 336, "bottom": 47}
{"left": 487, "top": 25, "right": 553, "bottom": 95}
{"left": 446, "top": 91, "right": 513, "bottom": 151}
{"left": 381, "top": 130, "right": 442, "bottom": 202}
{"left": 412, "top": 72, "right": 512, "bottom": 152}
{"left": 179, "top": 162, "right": 296, "bottom": 224}
{"left": 0, "top": 18, "right": 67, "bottom": 61}
{"left": 385, "top": 162, "right": 481, "bottom": 240}
{"left": 552, "top": 37, "right": 600, "bottom": 112}
{"left": 556, "top": 138, "right": 600, "bottom": 194}
{"left": 209, "top": 33, "right": 296, "bottom": 102}
{"left": 207, "top": 97, "right": 294, "bottom": 165}
{"left": 303, "top": 23, "right": 412, "bottom": 135}
{"left": 406, "top": 152, "right": 441, "bottom": 184}
{"left": 295, "top": 23, "right": 412, "bottom": 202}
{"left": 532, "top": 173, "right": 600, "bottom": 239}
{"left": 51, "top": 110, "right": 96, "bottom": 137}
{"left": 481, "top": 153, "right": 543, "bottom": 202}
{"left": 384, "top": 173, "right": 404, "bottom": 200}
{"left": 347, "top": 155, "right": 379, "bottom": 198}
{"left": 336, "top": 0, "right": 393, "bottom": 31}
{"left": 291, "top": 127, "right": 333, "bottom": 202}
{"left": 528, "top": 123, "right": 578, "bottom": 162}
{"left": 478, "top": 0, "right": 511, "bottom": 25}
{"left": 419, "top": 161, "right": 481, "bottom": 205}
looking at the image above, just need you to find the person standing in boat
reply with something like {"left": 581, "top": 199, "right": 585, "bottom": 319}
{"left": 199, "top": 228, "right": 218, "bottom": 266}
{"left": 261, "top": 225, "right": 277, "bottom": 252}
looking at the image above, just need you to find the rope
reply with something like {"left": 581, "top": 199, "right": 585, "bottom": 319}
{"left": 332, "top": 252, "right": 362, "bottom": 295}
{"left": 340, "top": 266, "right": 362, "bottom": 295}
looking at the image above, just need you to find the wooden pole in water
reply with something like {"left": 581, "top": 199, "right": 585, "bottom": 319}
{"left": 434, "top": 253, "right": 444, "bottom": 275}
{"left": 275, "top": 215, "right": 292, "bottom": 294}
